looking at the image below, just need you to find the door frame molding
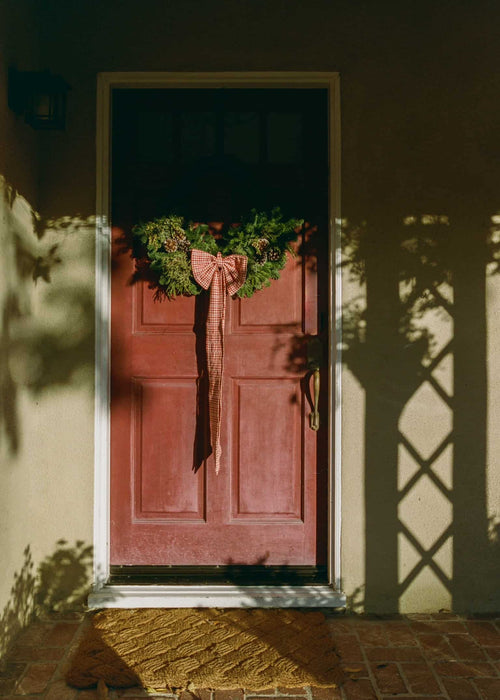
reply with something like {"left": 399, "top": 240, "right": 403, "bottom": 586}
{"left": 91, "top": 71, "right": 344, "bottom": 608}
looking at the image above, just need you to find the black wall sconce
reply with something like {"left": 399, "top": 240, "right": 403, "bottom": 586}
{"left": 8, "top": 67, "right": 70, "bottom": 130}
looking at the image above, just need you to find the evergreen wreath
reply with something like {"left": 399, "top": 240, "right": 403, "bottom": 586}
{"left": 132, "top": 208, "right": 303, "bottom": 299}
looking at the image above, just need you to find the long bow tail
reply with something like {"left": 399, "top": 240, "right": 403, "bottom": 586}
{"left": 191, "top": 249, "right": 247, "bottom": 473}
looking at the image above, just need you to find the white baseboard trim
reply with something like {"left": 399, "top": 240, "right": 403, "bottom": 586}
{"left": 88, "top": 584, "right": 346, "bottom": 609}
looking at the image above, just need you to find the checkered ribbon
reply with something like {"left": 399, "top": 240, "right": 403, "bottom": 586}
{"left": 191, "top": 249, "right": 248, "bottom": 473}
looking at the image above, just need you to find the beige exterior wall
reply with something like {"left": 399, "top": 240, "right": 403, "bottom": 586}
{"left": 1, "top": 1, "right": 499, "bottom": 647}
{"left": 0, "top": 1, "right": 94, "bottom": 659}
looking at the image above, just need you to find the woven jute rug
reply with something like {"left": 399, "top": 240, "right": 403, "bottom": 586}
{"left": 65, "top": 608, "right": 344, "bottom": 692}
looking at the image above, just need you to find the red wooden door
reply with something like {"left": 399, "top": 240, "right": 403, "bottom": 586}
{"left": 110, "top": 88, "right": 328, "bottom": 570}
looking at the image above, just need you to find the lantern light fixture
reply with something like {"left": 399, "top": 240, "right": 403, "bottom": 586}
{"left": 8, "top": 67, "right": 70, "bottom": 130}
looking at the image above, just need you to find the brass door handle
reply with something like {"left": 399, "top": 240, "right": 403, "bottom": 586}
{"left": 309, "top": 368, "right": 320, "bottom": 431}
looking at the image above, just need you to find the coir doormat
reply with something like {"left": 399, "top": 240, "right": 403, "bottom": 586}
{"left": 65, "top": 608, "right": 344, "bottom": 692}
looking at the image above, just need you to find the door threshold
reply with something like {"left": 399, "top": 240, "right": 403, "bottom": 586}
{"left": 109, "top": 565, "right": 328, "bottom": 586}
{"left": 88, "top": 584, "right": 346, "bottom": 609}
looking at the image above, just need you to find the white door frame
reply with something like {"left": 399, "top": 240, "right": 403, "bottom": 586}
{"left": 90, "top": 71, "right": 344, "bottom": 608}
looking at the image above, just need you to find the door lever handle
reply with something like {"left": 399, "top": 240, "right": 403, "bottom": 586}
{"left": 309, "top": 368, "right": 320, "bottom": 431}
{"left": 306, "top": 336, "right": 322, "bottom": 431}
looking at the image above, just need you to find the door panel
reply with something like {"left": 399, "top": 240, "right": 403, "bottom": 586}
{"left": 110, "top": 88, "right": 328, "bottom": 568}
{"left": 132, "top": 378, "right": 205, "bottom": 521}
{"left": 135, "top": 285, "right": 195, "bottom": 331}
{"left": 235, "top": 259, "right": 302, "bottom": 330}
{"left": 231, "top": 378, "right": 303, "bottom": 521}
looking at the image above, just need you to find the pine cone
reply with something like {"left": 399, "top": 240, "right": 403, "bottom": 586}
{"left": 178, "top": 238, "right": 191, "bottom": 252}
{"left": 255, "top": 252, "right": 268, "bottom": 265}
{"left": 164, "top": 238, "right": 178, "bottom": 252}
{"left": 252, "top": 238, "right": 270, "bottom": 253}
{"left": 268, "top": 248, "right": 282, "bottom": 262}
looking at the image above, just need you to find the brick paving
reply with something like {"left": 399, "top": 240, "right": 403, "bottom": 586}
{"left": 1, "top": 612, "right": 499, "bottom": 700}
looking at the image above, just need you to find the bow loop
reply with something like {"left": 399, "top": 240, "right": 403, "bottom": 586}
{"left": 191, "top": 249, "right": 247, "bottom": 295}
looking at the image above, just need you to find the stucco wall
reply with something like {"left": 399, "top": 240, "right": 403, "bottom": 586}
{"left": 1, "top": 0, "right": 499, "bottom": 630}
{"left": 0, "top": 1, "right": 94, "bottom": 660}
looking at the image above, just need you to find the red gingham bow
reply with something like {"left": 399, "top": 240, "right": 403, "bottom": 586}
{"left": 191, "top": 249, "right": 248, "bottom": 473}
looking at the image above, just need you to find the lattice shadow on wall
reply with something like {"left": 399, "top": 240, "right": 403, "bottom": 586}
{"left": 342, "top": 215, "right": 496, "bottom": 612}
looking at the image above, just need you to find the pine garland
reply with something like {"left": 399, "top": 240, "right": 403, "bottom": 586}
{"left": 133, "top": 209, "right": 303, "bottom": 299}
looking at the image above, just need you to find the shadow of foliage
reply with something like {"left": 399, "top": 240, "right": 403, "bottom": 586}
{"left": 0, "top": 293, "right": 22, "bottom": 454}
{"left": 9, "top": 284, "right": 95, "bottom": 395}
{"left": 340, "top": 216, "right": 455, "bottom": 385}
{"left": 345, "top": 586, "right": 365, "bottom": 615}
{"left": 0, "top": 177, "right": 96, "bottom": 455}
{"left": 35, "top": 539, "right": 93, "bottom": 616}
{"left": 0, "top": 546, "right": 36, "bottom": 666}
{"left": 0, "top": 540, "right": 93, "bottom": 666}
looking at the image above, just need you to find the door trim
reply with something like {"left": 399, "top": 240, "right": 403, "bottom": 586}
{"left": 93, "top": 71, "right": 343, "bottom": 607}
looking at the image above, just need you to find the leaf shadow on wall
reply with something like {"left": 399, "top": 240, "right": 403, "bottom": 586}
{"left": 0, "top": 540, "right": 93, "bottom": 668}
{"left": 0, "top": 179, "right": 98, "bottom": 457}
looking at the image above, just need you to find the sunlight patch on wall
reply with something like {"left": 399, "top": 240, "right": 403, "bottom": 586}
{"left": 403, "top": 303, "right": 454, "bottom": 370}
{"left": 397, "top": 531, "right": 421, "bottom": 584}
{"left": 398, "top": 474, "right": 452, "bottom": 551}
{"left": 433, "top": 535, "right": 453, "bottom": 581}
{"left": 341, "top": 368, "right": 366, "bottom": 602}
{"left": 398, "top": 564, "right": 451, "bottom": 613}
{"left": 0, "top": 175, "right": 38, "bottom": 457}
{"left": 340, "top": 219, "right": 367, "bottom": 601}
{"left": 397, "top": 444, "right": 421, "bottom": 492}
{"left": 399, "top": 381, "right": 452, "bottom": 461}
{"left": 431, "top": 352, "right": 453, "bottom": 399}
{"left": 0, "top": 173, "right": 96, "bottom": 454}
{"left": 430, "top": 443, "right": 453, "bottom": 491}
{"left": 486, "top": 267, "right": 500, "bottom": 536}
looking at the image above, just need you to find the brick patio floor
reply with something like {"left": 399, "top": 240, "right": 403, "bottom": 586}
{"left": 1, "top": 611, "right": 500, "bottom": 700}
